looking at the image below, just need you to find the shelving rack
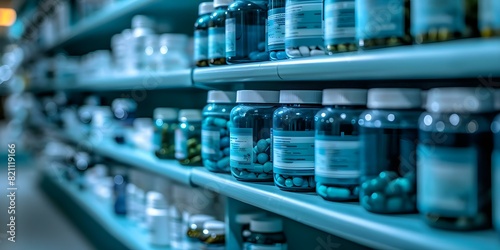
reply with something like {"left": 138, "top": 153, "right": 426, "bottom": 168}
{"left": 17, "top": 0, "right": 500, "bottom": 249}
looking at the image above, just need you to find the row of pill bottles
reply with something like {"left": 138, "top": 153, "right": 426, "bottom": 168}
{"left": 186, "top": 215, "right": 226, "bottom": 249}
{"left": 202, "top": 91, "right": 236, "bottom": 173}
{"left": 175, "top": 109, "right": 203, "bottom": 166}
{"left": 153, "top": 108, "right": 178, "bottom": 159}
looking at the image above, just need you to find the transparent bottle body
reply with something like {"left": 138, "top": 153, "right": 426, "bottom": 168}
{"left": 175, "top": 121, "right": 202, "bottom": 166}
{"left": 154, "top": 118, "right": 178, "bottom": 159}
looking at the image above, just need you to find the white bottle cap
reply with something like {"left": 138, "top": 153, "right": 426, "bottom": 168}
{"left": 495, "top": 89, "right": 500, "bottom": 111}
{"left": 367, "top": 88, "right": 421, "bottom": 109}
{"left": 214, "top": 0, "right": 233, "bottom": 8}
{"left": 250, "top": 217, "right": 283, "bottom": 233}
{"left": 235, "top": 212, "right": 267, "bottom": 224}
{"left": 236, "top": 90, "right": 280, "bottom": 104}
{"left": 189, "top": 214, "right": 215, "bottom": 229}
{"left": 146, "top": 191, "right": 167, "bottom": 209}
{"left": 203, "top": 220, "right": 225, "bottom": 235}
{"left": 178, "top": 109, "right": 202, "bottom": 122}
{"left": 279, "top": 90, "right": 322, "bottom": 104}
{"left": 132, "top": 15, "right": 155, "bottom": 29}
{"left": 207, "top": 90, "right": 236, "bottom": 103}
{"left": 322, "top": 89, "right": 367, "bottom": 105}
{"left": 199, "top": 2, "right": 214, "bottom": 15}
{"left": 426, "top": 87, "right": 494, "bottom": 113}
{"left": 154, "top": 108, "right": 178, "bottom": 121}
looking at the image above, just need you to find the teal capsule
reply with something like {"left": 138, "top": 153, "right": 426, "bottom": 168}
{"left": 397, "top": 178, "right": 413, "bottom": 193}
{"left": 361, "top": 195, "right": 372, "bottom": 210}
{"left": 370, "top": 192, "right": 386, "bottom": 211}
{"left": 379, "top": 171, "right": 398, "bottom": 183}
{"left": 309, "top": 177, "right": 316, "bottom": 187}
{"left": 220, "top": 137, "right": 230, "bottom": 148}
{"left": 205, "top": 117, "right": 215, "bottom": 125}
{"left": 258, "top": 173, "right": 269, "bottom": 179}
{"left": 213, "top": 118, "right": 228, "bottom": 128}
{"left": 223, "top": 147, "right": 230, "bottom": 156}
{"left": 257, "top": 139, "right": 268, "bottom": 153}
{"left": 220, "top": 128, "right": 227, "bottom": 136}
{"left": 217, "top": 157, "right": 230, "bottom": 168}
{"left": 385, "top": 179, "right": 404, "bottom": 196}
{"left": 404, "top": 171, "right": 416, "bottom": 184}
{"left": 317, "top": 184, "right": 327, "bottom": 197}
{"left": 292, "top": 177, "right": 304, "bottom": 186}
{"left": 226, "top": 121, "right": 234, "bottom": 128}
{"left": 257, "top": 153, "right": 269, "bottom": 164}
{"left": 276, "top": 176, "right": 285, "bottom": 186}
{"left": 369, "top": 178, "right": 387, "bottom": 193}
{"left": 266, "top": 138, "right": 271, "bottom": 144}
{"left": 204, "top": 159, "right": 217, "bottom": 168}
{"left": 386, "top": 197, "right": 404, "bottom": 212}
{"left": 285, "top": 178, "right": 294, "bottom": 187}
{"left": 254, "top": 163, "right": 264, "bottom": 173}
{"left": 263, "top": 162, "right": 273, "bottom": 173}
{"left": 247, "top": 173, "right": 257, "bottom": 179}
{"left": 326, "top": 187, "right": 351, "bottom": 198}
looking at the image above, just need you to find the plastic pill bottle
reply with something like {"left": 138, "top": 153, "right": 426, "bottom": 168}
{"left": 315, "top": 89, "right": 367, "bottom": 201}
{"left": 359, "top": 88, "right": 421, "bottom": 214}
{"left": 201, "top": 220, "right": 226, "bottom": 249}
{"left": 209, "top": 0, "right": 234, "bottom": 66}
{"left": 146, "top": 191, "right": 169, "bottom": 246}
{"left": 202, "top": 91, "right": 237, "bottom": 173}
{"left": 243, "top": 217, "right": 287, "bottom": 250}
{"left": 195, "top": 2, "right": 215, "bottom": 67}
{"left": 157, "top": 34, "right": 190, "bottom": 71}
{"left": 273, "top": 90, "right": 322, "bottom": 192}
{"left": 226, "top": 0, "right": 268, "bottom": 63}
{"left": 153, "top": 108, "right": 178, "bottom": 159}
{"left": 324, "top": 0, "right": 357, "bottom": 54}
{"left": 268, "top": 0, "right": 287, "bottom": 60}
{"left": 493, "top": 113, "right": 500, "bottom": 235}
{"left": 230, "top": 90, "right": 280, "bottom": 181}
{"left": 186, "top": 214, "right": 216, "bottom": 248}
{"left": 285, "top": 0, "right": 325, "bottom": 58}
{"left": 419, "top": 88, "right": 494, "bottom": 230}
{"left": 356, "top": 0, "right": 411, "bottom": 49}
{"left": 175, "top": 109, "right": 203, "bottom": 166}
{"left": 412, "top": 0, "right": 478, "bottom": 44}
{"left": 479, "top": 0, "right": 500, "bottom": 37}
{"left": 130, "top": 15, "right": 156, "bottom": 73}
{"left": 235, "top": 212, "right": 267, "bottom": 244}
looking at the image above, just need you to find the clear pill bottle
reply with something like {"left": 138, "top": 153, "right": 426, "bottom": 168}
{"left": 186, "top": 214, "right": 216, "bottom": 249}
{"left": 315, "top": 89, "right": 367, "bottom": 201}
{"left": 226, "top": 0, "right": 269, "bottom": 63}
{"left": 268, "top": 0, "right": 287, "bottom": 60}
{"left": 359, "top": 88, "right": 421, "bottom": 214}
{"left": 157, "top": 34, "right": 190, "bottom": 71}
{"left": 493, "top": 113, "right": 500, "bottom": 235}
{"left": 285, "top": 0, "right": 325, "bottom": 58}
{"left": 131, "top": 15, "right": 156, "bottom": 73}
{"left": 235, "top": 212, "right": 267, "bottom": 244}
{"left": 195, "top": 2, "right": 215, "bottom": 67}
{"left": 479, "top": 0, "right": 500, "bottom": 37}
{"left": 153, "top": 108, "right": 178, "bottom": 159}
{"left": 209, "top": 0, "right": 234, "bottom": 66}
{"left": 175, "top": 109, "right": 203, "bottom": 166}
{"left": 230, "top": 90, "right": 280, "bottom": 181}
{"left": 141, "top": 34, "right": 158, "bottom": 72}
{"left": 146, "top": 191, "right": 170, "bottom": 246}
{"left": 419, "top": 88, "right": 494, "bottom": 230}
{"left": 273, "top": 90, "right": 322, "bottom": 192}
{"left": 243, "top": 217, "right": 287, "bottom": 250}
{"left": 202, "top": 91, "right": 237, "bottom": 173}
{"left": 201, "top": 220, "right": 226, "bottom": 250}
{"left": 324, "top": 0, "right": 357, "bottom": 54}
{"left": 356, "top": 0, "right": 411, "bottom": 49}
{"left": 412, "top": 0, "right": 478, "bottom": 44}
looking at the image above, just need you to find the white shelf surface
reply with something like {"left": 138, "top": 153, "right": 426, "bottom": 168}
{"left": 193, "top": 61, "right": 281, "bottom": 83}
{"left": 190, "top": 168, "right": 500, "bottom": 250}
{"left": 44, "top": 172, "right": 168, "bottom": 250}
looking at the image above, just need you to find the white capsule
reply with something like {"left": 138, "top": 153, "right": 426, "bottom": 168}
{"left": 310, "top": 49, "right": 326, "bottom": 56}
{"left": 287, "top": 49, "right": 301, "bottom": 58}
{"left": 299, "top": 46, "right": 310, "bottom": 56}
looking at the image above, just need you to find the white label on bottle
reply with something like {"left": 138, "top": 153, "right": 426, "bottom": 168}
{"left": 230, "top": 128, "right": 254, "bottom": 169}
{"left": 273, "top": 131, "right": 314, "bottom": 171}
{"left": 285, "top": 2, "right": 323, "bottom": 39}
{"left": 315, "top": 136, "right": 360, "bottom": 178}
{"left": 324, "top": 1, "right": 356, "bottom": 39}
{"left": 202, "top": 129, "right": 220, "bottom": 156}
{"left": 175, "top": 128, "right": 186, "bottom": 159}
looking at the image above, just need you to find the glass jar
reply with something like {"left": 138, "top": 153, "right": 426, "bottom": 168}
{"left": 186, "top": 214, "right": 216, "bottom": 249}
{"left": 230, "top": 90, "right": 280, "bottom": 181}
{"left": 479, "top": 0, "right": 500, "bottom": 37}
{"left": 235, "top": 212, "right": 267, "bottom": 244}
{"left": 209, "top": 0, "right": 234, "bottom": 66}
{"left": 285, "top": 0, "right": 325, "bottom": 58}
{"left": 315, "top": 89, "right": 367, "bottom": 201}
{"left": 175, "top": 109, "right": 203, "bottom": 166}
{"left": 195, "top": 2, "right": 214, "bottom": 67}
{"left": 153, "top": 108, "right": 178, "bottom": 159}
{"left": 419, "top": 88, "right": 494, "bottom": 230}
{"left": 201, "top": 220, "right": 226, "bottom": 249}
{"left": 244, "top": 217, "right": 287, "bottom": 250}
{"left": 268, "top": 0, "right": 287, "bottom": 60}
{"left": 157, "top": 34, "right": 190, "bottom": 71}
{"left": 359, "top": 88, "right": 421, "bottom": 214}
{"left": 412, "top": 0, "right": 478, "bottom": 44}
{"left": 324, "top": 0, "right": 357, "bottom": 54}
{"left": 356, "top": 0, "right": 411, "bottom": 49}
{"left": 493, "top": 114, "right": 500, "bottom": 235}
{"left": 273, "top": 90, "right": 322, "bottom": 192}
{"left": 226, "top": 0, "right": 268, "bottom": 63}
{"left": 202, "top": 91, "right": 237, "bottom": 173}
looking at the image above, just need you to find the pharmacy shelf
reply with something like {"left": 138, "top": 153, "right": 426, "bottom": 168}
{"left": 193, "top": 38, "right": 500, "bottom": 84}
{"left": 190, "top": 168, "right": 500, "bottom": 250}
{"left": 41, "top": 172, "right": 169, "bottom": 250}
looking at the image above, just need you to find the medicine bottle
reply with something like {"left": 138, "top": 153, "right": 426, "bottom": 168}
{"left": 412, "top": 0, "right": 478, "bottom": 44}
{"left": 113, "top": 169, "right": 128, "bottom": 215}
{"left": 201, "top": 220, "right": 226, "bottom": 249}
{"left": 226, "top": 0, "right": 268, "bottom": 63}
{"left": 493, "top": 114, "right": 500, "bottom": 235}
{"left": 157, "top": 34, "right": 190, "bottom": 71}
{"left": 285, "top": 0, "right": 325, "bottom": 58}
{"left": 202, "top": 91, "right": 237, "bottom": 173}
{"left": 479, "top": 0, "right": 500, "bottom": 37}
{"left": 141, "top": 34, "right": 158, "bottom": 72}
{"left": 186, "top": 214, "right": 216, "bottom": 248}
{"left": 356, "top": 0, "right": 411, "bottom": 49}
{"left": 209, "top": 0, "right": 234, "bottom": 66}
{"left": 175, "top": 109, "right": 203, "bottom": 166}
{"left": 195, "top": 2, "right": 215, "bottom": 67}
{"left": 419, "top": 88, "right": 494, "bottom": 230}
{"left": 145, "top": 191, "right": 169, "bottom": 246}
{"left": 235, "top": 212, "right": 267, "bottom": 244}
{"left": 315, "top": 89, "right": 367, "bottom": 201}
{"left": 324, "top": 0, "right": 357, "bottom": 54}
{"left": 273, "top": 90, "right": 322, "bottom": 192}
{"left": 268, "top": 0, "right": 286, "bottom": 60}
{"left": 230, "top": 90, "right": 280, "bottom": 181}
{"left": 153, "top": 108, "right": 178, "bottom": 159}
{"left": 359, "top": 88, "right": 421, "bottom": 214}
{"left": 243, "top": 217, "right": 287, "bottom": 250}
{"left": 130, "top": 15, "right": 156, "bottom": 73}
{"left": 112, "top": 98, "right": 137, "bottom": 127}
